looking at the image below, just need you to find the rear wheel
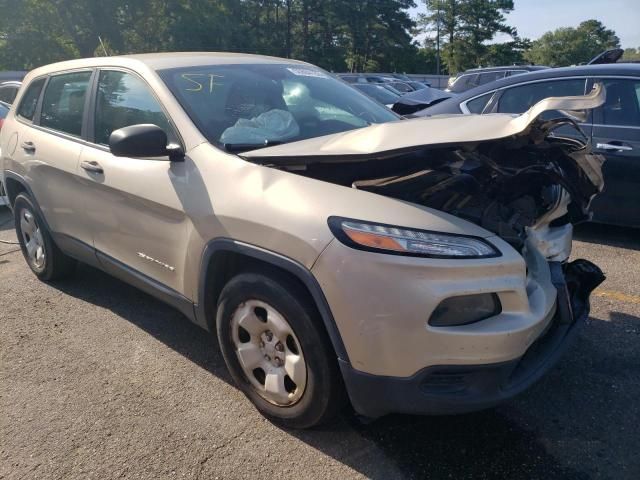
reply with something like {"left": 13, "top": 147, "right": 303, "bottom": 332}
{"left": 216, "top": 271, "right": 344, "bottom": 428}
{"left": 14, "top": 193, "right": 76, "bottom": 281}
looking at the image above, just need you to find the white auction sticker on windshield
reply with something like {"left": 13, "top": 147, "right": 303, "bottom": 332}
{"left": 287, "top": 67, "right": 329, "bottom": 78}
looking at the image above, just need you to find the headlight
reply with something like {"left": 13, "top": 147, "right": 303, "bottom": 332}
{"left": 328, "top": 217, "right": 500, "bottom": 258}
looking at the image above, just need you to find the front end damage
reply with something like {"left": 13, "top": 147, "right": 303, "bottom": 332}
{"left": 242, "top": 88, "right": 607, "bottom": 416}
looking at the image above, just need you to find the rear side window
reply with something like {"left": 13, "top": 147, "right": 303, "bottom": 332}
{"left": 600, "top": 79, "right": 640, "bottom": 127}
{"left": 497, "top": 79, "right": 586, "bottom": 114}
{"left": 94, "top": 70, "right": 173, "bottom": 146}
{"left": 466, "top": 92, "right": 494, "bottom": 113}
{"left": 477, "top": 71, "right": 505, "bottom": 86}
{"left": 17, "top": 78, "right": 46, "bottom": 121}
{"left": 449, "top": 74, "right": 478, "bottom": 93}
{"left": 40, "top": 71, "right": 92, "bottom": 136}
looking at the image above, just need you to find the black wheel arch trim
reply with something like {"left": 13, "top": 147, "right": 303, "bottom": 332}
{"left": 195, "top": 238, "right": 349, "bottom": 363}
{"left": 3, "top": 171, "right": 49, "bottom": 225}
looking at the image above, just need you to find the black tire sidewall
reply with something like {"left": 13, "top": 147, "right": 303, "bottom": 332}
{"left": 216, "top": 272, "right": 340, "bottom": 428}
{"left": 13, "top": 193, "right": 72, "bottom": 281}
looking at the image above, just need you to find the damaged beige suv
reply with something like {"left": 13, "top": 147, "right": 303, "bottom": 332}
{"left": 1, "top": 53, "right": 606, "bottom": 428}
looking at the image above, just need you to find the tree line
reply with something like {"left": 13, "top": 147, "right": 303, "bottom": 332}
{"left": 0, "top": 0, "right": 634, "bottom": 74}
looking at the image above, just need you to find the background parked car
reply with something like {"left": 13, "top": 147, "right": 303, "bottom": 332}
{"left": 406, "top": 80, "right": 428, "bottom": 90}
{"left": 339, "top": 74, "right": 393, "bottom": 84}
{"left": 352, "top": 83, "right": 401, "bottom": 107}
{"left": 419, "top": 63, "right": 640, "bottom": 228}
{"left": 0, "top": 102, "right": 9, "bottom": 129}
{"left": 0, "top": 80, "right": 22, "bottom": 107}
{"left": 0, "top": 101, "right": 9, "bottom": 206}
{"left": 386, "top": 81, "right": 414, "bottom": 93}
{"left": 391, "top": 87, "right": 455, "bottom": 115}
{"left": 445, "top": 65, "right": 549, "bottom": 93}
{"left": 0, "top": 71, "right": 26, "bottom": 104}
{"left": 0, "top": 72, "right": 24, "bottom": 208}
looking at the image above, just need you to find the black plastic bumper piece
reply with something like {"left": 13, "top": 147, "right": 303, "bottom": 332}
{"left": 340, "top": 259, "right": 605, "bottom": 419}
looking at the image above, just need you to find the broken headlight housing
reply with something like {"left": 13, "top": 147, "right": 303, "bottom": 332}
{"left": 328, "top": 217, "right": 500, "bottom": 259}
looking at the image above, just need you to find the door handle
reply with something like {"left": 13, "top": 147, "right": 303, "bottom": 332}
{"left": 80, "top": 160, "right": 104, "bottom": 174}
{"left": 21, "top": 141, "right": 36, "bottom": 153}
{"left": 595, "top": 142, "right": 633, "bottom": 152}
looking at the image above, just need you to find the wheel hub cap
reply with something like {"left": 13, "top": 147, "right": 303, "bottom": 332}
{"left": 20, "top": 209, "right": 45, "bottom": 271}
{"left": 230, "top": 299, "right": 307, "bottom": 406}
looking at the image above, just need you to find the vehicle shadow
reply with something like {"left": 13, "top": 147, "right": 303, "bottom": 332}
{"left": 52, "top": 263, "right": 233, "bottom": 384}
{"left": 574, "top": 222, "right": 640, "bottom": 251}
{"left": 47, "top": 264, "right": 640, "bottom": 479}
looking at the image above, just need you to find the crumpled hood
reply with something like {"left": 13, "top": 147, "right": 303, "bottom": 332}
{"left": 240, "top": 83, "right": 605, "bottom": 165}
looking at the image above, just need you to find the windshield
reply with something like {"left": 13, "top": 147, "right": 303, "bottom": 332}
{"left": 159, "top": 63, "right": 399, "bottom": 149}
{"left": 354, "top": 84, "right": 401, "bottom": 105}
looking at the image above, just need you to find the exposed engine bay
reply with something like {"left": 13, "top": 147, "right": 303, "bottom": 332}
{"left": 282, "top": 120, "right": 602, "bottom": 262}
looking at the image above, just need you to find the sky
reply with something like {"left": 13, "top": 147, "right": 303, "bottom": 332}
{"left": 410, "top": 0, "right": 640, "bottom": 49}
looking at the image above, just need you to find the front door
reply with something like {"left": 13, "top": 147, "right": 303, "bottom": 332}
{"left": 77, "top": 69, "right": 190, "bottom": 294}
{"left": 590, "top": 77, "right": 640, "bottom": 227}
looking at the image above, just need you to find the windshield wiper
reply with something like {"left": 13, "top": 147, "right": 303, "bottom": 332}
{"left": 223, "top": 140, "right": 283, "bottom": 153}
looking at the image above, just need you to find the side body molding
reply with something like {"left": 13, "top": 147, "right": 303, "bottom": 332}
{"left": 195, "top": 238, "right": 349, "bottom": 362}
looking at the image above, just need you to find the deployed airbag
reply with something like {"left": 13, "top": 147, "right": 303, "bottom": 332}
{"left": 221, "top": 109, "right": 300, "bottom": 145}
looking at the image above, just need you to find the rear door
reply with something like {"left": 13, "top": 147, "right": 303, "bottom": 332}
{"left": 9, "top": 71, "right": 96, "bottom": 253}
{"left": 589, "top": 77, "right": 640, "bottom": 227}
{"left": 77, "top": 68, "right": 189, "bottom": 294}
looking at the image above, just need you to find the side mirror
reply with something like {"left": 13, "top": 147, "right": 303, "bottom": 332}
{"left": 109, "top": 124, "right": 183, "bottom": 160}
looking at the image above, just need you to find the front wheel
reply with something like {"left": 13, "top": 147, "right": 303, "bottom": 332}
{"left": 216, "top": 271, "right": 344, "bottom": 429}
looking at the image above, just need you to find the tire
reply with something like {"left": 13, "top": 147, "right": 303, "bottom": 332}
{"left": 216, "top": 271, "right": 345, "bottom": 429}
{"left": 13, "top": 192, "right": 76, "bottom": 281}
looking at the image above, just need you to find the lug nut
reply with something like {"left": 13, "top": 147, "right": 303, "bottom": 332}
{"left": 274, "top": 357, "right": 283, "bottom": 367}
{"left": 265, "top": 331, "right": 273, "bottom": 342}
{"left": 275, "top": 342, "right": 284, "bottom": 352}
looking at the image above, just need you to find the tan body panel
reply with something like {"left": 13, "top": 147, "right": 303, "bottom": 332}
{"left": 312, "top": 236, "right": 557, "bottom": 377}
{"left": 180, "top": 143, "right": 493, "bottom": 302}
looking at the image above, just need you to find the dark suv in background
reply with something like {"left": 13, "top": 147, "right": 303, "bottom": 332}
{"left": 421, "top": 63, "right": 640, "bottom": 228}
{"left": 446, "top": 65, "right": 549, "bottom": 93}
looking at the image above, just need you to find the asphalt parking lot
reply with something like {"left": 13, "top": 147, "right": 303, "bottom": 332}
{"left": 1, "top": 207, "right": 638, "bottom": 480}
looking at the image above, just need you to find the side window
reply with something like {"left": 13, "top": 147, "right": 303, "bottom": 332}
{"left": 465, "top": 92, "right": 494, "bottom": 113}
{"left": 450, "top": 74, "right": 477, "bottom": 93}
{"left": 477, "top": 71, "right": 505, "bottom": 86}
{"left": 40, "top": 71, "right": 92, "bottom": 136}
{"left": 17, "top": 78, "right": 46, "bottom": 121}
{"left": 497, "top": 79, "right": 586, "bottom": 114}
{"left": 95, "top": 70, "right": 174, "bottom": 146}
{"left": 600, "top": 79, "right": 640, "bottom": 127}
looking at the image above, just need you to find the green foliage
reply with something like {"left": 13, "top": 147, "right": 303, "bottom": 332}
{"left": 622, "top": 47, "right": 640, "bottom": 62}
{"left": 0, "top": 1, "right": 628, "bottom": 75}
{"left": 0, "top": 0, "right": 421, "bottom": 73}
{"left": 524, "top": 20, "right": 620, "bottom": 67}
{"left": 419, "top": 0, "right": 516, "bottom": 73}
